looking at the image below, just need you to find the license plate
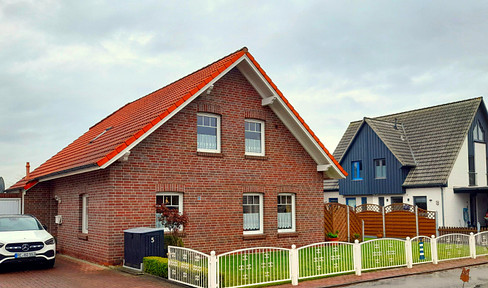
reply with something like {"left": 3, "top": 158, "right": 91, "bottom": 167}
{"left": 15, "top": 252, "right": 36, "bottom": 258}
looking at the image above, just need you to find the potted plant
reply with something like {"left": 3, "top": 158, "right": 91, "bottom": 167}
{"left": 353, "top": 233, "right": 361, "bottom": 241}
{"left": 326, "top": 230, "right": 339, "bottom": 242}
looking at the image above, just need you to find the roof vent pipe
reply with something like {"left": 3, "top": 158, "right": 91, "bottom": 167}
{"left": 26, "top": 162, "right": 30, "bottom": 180}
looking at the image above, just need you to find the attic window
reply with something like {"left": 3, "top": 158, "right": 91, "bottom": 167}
{"left": 89, "top": 127, "right": 113, "bottom": 144}
{"left": 473, "top": 121, "right": 484, "bottom": 142}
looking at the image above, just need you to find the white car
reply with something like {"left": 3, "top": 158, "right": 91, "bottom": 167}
{"left": 0, "top": 214, "right": 56, "bottom": 268}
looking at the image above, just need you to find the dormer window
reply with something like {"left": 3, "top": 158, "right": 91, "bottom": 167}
{"left": 473, "top": 121, "right": 484, "bottom": 142}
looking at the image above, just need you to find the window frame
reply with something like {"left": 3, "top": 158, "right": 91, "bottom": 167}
{"left": 351, "top": 161, "right": 363, "bottom": 180}
{"left": 155, "top": 192, "right": 184, "bottom": 231}
{"left": 197, "top": 113, "right": 221, "bottom": 153}
{"left": 81, "top": 194, "right": 88, "bottom": 234}
{"left": 328, "top": 198, "right": 339, "bottom": 203}
{"left": 391, "top": 196, "right": 403, "bottom": 204}
{"left": 245, "top": 119, "right": 265, "bottom": 156}
{"left": 243, "top": 193, "right": 264, "bottom": 235}
{"left": 374, "top": 158, "right": 387, "bottom": 179}
{"left": 474, "top": 121, "right": 485, "bottom": 142}
{"left": 413, "top": 196, "right": 427, "bottom": 210}
{"left": 277, "top": 193, "right": 296, "bottom": 233}
{"left": 361, "top": 197, "right": 367, "bottom": 205}
{"left": 346, "top": 197, "right": 356, "bottom": 208}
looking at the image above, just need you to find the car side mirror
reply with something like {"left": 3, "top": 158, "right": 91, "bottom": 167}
{"left": 43, "top": 224, "right": 48, "bottom": 230}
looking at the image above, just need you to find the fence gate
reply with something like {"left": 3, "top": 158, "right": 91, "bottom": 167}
{"left": 168, "top": 246, "right": 211, "bottom": 288}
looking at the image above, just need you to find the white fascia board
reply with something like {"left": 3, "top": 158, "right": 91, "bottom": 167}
{"left": 237, "top": 56, "right": 276, "bottom": 99}
{"left": 317, "top": 164, "right": 332, "bottom": 172}
{"left": 99, "top": 54, "right": 247, "bottom": 170}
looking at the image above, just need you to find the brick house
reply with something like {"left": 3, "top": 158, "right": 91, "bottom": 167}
{"left": 7, "top": 47, "right": 346, "bottom": 265}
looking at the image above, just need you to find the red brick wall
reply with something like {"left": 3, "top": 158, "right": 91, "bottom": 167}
{"left": 0, "top": 192, "right": 21, "bottom": 198}
{"left": 23, "top": 182, "right": 57, "bottom": 237}
{"left": 24, "top": 67, "right": 326, "bottom": 265}
{"left": 109, "top": 68, "right": 325, "bottom": 258}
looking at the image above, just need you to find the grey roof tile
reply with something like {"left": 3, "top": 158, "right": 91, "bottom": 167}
{"left": 333, "top": 97, "right": 482, "bottom": 187}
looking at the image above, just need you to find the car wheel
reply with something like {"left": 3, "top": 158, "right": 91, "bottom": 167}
{"left": 45, "top": 258, "right": 55, "bottom": 268}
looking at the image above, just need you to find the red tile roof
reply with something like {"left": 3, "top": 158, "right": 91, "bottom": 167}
{"left": 8, "top": 47, "right": 345, "bottom": 191}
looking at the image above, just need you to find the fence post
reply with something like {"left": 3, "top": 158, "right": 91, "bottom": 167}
{"left": 382, "top": 206, "right": 386, "bottom": 237}
{"left": 469, "top": 232, "right": 476, "bottom": 259}
{"left": 362, "top": 220, "right": 365, "bottom": 242}
{"left": 290, "top": 245, "right": 299, "bottom": 286}
{"left": 347, "top": 207, "right": 351, "bottom": 242}
{"left": 208, "top": 251, "right": 217, "bottom": 288}
{"left": 435, "top": 211, "right": 439, "bottom": 237}
{"left": 415, "top": 206, "right": 419, "bottom": 237}
{"left": 405, "top": 237, "right": 413, "bottom": 268}
{"left": 354, "top": 239, "right": 362, "bottom": 276}
{"left": 431, "top": 235, "right": 438, "bottom": 264}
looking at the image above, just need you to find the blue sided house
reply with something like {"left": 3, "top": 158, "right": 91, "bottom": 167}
{"left": 324, "top": 97, "right": 488, "bottom": 228}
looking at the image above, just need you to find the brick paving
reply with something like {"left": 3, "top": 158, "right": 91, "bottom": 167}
{"left": 0, "top": 254, "right": 180, "bottom": 288}
{"left": 274, "top": 256, "right": 488, "bottom": 288}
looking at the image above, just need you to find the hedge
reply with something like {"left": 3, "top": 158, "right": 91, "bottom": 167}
{"left": 143, "top": 257, "right": 168, "bottom": 278}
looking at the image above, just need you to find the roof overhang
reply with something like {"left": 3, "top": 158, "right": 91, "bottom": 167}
{"left": 454, "top": 186, "right": 488, "bottom": 193}
{"left": 15, "top": 50, "right": 346, "bottom": 191}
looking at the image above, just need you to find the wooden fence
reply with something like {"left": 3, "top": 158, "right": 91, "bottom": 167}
{"left": 324, "top": 203, "right": 362, "bottom": 242}
{"left": 356, "top": 203, "right": 437, "bottom": 238}
{"left": 438, "top": 226, "right": 488, "bottom": 235}
{"left": 325, "top": 203, "right": 437, "bottom": 240}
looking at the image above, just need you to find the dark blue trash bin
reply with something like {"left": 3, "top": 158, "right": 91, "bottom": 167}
{"left": 123, "top": 227, "right": 164, "bottom": 270}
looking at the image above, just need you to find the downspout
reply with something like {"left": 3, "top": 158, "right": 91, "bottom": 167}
{"left": 441, "top": 186, "right": 445, "bottom": 226}
{"left": 21, "top": 191, "right": 25, "bottom": 214}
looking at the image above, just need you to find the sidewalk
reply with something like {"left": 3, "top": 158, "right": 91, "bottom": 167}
{"left": 273, "top": 256, "right": 488, "bottom": 288}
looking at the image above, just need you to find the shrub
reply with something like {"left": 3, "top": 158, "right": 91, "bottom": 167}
{"left": 143, "top": 256, "right": 168, "bottom": 278}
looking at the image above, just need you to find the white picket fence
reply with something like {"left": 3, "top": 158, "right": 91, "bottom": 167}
{"left": 168, "top": 231, "right": 488, "bottom": 288}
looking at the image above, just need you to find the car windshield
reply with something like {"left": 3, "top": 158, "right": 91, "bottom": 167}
{"left": 0, "top": 217, "right": 43, "bottom": 232}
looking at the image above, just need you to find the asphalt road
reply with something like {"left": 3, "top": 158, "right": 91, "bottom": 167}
{"left": 345, "top": 263, "right": 488, "bottom": 288}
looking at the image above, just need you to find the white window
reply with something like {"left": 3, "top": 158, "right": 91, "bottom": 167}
{"left": 81, "top": 194, "right": 88, "bottom": 234}
{"left": 245, "top": 119, "right": 265, "bottom": 156}
{"left": 197, "top": 113, "right": 220, "bottom": 152}
{"left": 277, "top": 193, "right": 295, "bottom": 233}
{"left": 243, "top": 193, "right": 263, "bottom": 234}
{"left": 156, "top": 193, "right": 183, "bottom": 230}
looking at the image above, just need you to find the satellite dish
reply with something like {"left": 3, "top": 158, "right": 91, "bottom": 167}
{"left": 0, "top": 177, "right": 4, "bottom": 193}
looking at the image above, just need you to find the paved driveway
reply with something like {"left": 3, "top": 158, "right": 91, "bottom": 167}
{"left": 0, "top": 254, "right": 182, "bottom": 288}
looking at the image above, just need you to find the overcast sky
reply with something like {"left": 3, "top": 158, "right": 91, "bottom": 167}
{"left": 1, "top": 0, "right": 488, "bottom": 188}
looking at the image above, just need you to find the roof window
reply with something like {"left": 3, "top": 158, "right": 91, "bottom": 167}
{"left": 89, "top": 127, "right": 113, "bottom": 144}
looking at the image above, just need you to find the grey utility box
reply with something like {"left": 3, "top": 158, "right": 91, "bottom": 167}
{"left": 123, "top": 227, "right": 164, "bottom": 270}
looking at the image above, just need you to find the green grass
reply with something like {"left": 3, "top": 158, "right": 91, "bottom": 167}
{"left": 298, "top": 244, "right": 355, "bottom": 278}
{"left": 218, "top": 250, "right": 290, "bottom": 287}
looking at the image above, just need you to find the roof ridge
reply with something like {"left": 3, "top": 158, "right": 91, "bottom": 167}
{"left": 374, "top": 97, "right": 482, "bottom": 120}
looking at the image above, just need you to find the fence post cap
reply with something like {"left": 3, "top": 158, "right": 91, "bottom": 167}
{"left": 210, "top": 251, "right": 216, "bottom": 256}
{"left": 406, "top": 236, "right": 410, "bottom": 240}
{"left": 431, "top": 235, "right": 436, "bottom": 238}
{"left": 470, "top": 232, "right": 474, "bottom": 235}
{"left": 354, "top": 239, "right": 359, "bottom": 244}
{"left": 291, "top": 244, "right": 296, "bottom": 249}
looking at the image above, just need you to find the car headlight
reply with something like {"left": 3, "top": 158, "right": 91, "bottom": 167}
{"left": 44, "top": 238, "right": 55, "bottom": 245}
